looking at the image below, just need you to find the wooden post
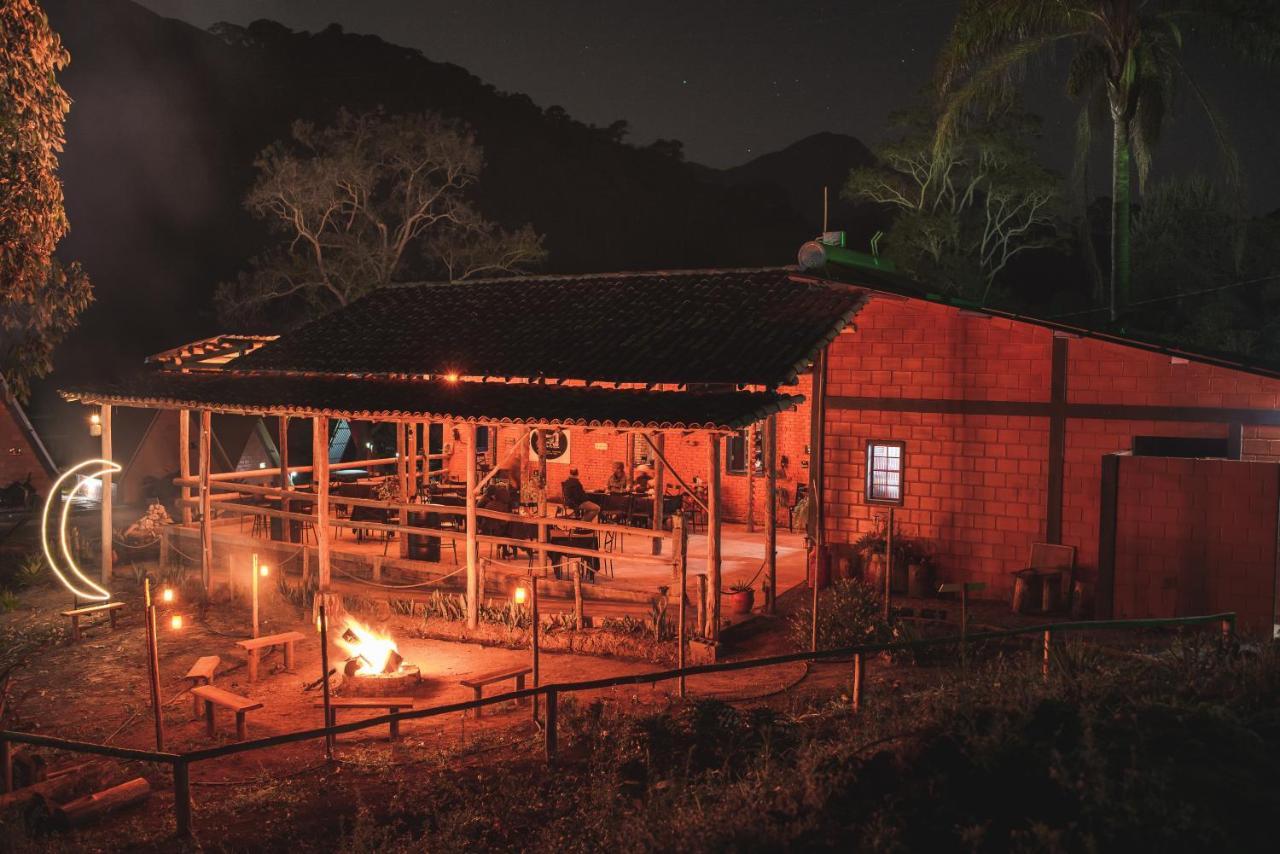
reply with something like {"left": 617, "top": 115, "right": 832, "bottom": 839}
{"left": 251, "top": 552, "right": 260, "bottom": 639}
{"left": 318, "top": 604, "right": 334, "bottom": 760}
{"left": 573, "top": 568, "right": 584, "bottom": 630}
{"left": 544, "top": 689, "right": 558, "bottom": 764}
{"left": 1042, "top": 629, "right": 1052, "bottom": 682}
{"left": 198, "top": 410, "right": 212, "bottom": 591}
{"left": 178, "top": 409, "right": 192, "bottom": 525}
{"left": 397, "top": 422, "right": 409, "bottom": 558}
{"left": 707, "top": 434, "right": 722, "bottom": 641}
{"left": 534, "top": 428, "right": 548, "bottom": 722}
{"left": 745, "top": 424, "right": 756, "bottom": 534}
{"left": 464, "top": 423, "right": 479, "bottom": 629}
{"left": 808, "top": 346, "right": 829, "bottom": 647}
{"left": 852, "top": 652, "right": 864, "bottom": 713}
{"left": 651, "top": 431, "right": 665, "bottom": 556}
{"left": 407, "top": 422, "right": 419, "bottom": 498}
{"left": 674, "top": 515, "right": 688, "bottom": 698}
{"left": 100, "top": 404, "right": 113, "bottom": 583}
{"left": 312, "top": 417, "right": 331, "bottom": 594}
{"left": 697, "top": 574, "right": 708, "bottom": 639}
{"left": 277, "top": 415, "right": 291, "bottom": 542}
{"left": 173, "top": 759, "right": 191, "bottom": 838}
{"left": 530, "top": 570, "right": 540, "bottom": 722}
{"left": 883, "top": 507, "right": 895, "bottom": 624}
{"left": 764, "top": 414, "right": 777, "bottom": 614}
{"left": 143, "top": 579, "right": 165, "bottom": 751}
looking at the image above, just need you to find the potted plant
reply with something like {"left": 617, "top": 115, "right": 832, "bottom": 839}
{"left": 854, "top": 520, "right": 932, "bottom": 596}
{"left": 727, "top": 580, "right": 755, "bottom": 615}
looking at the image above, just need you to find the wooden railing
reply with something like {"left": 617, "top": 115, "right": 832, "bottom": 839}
{"left": 0, "top": 611, "right": 1237, "bottom": 839}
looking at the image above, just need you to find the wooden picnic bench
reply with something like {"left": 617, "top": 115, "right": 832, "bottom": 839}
{"left": 235, "top": 631, "right": 306, "bottom": 682}
{"left": 183, "top": 656, "right": 221, "bottom": 717}
{"left": 459, "top": 666, "right": 533, "bottom": 717}
{"left": 312, "top": 696, "right": 416, "bottom": 740}
{"left": 190, "top": 685, "right": 263, "bottom": 741}
{"left": 61, "top": 602, "right": 124, "bottom": 642}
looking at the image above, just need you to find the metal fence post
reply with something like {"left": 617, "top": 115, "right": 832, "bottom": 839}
{"left": 1042, "top": 629, "right": 1052, "bottom": 682}
{"left": 173, "top": 758, "right": 191, "bottom": 838}
{"left": 544, "top": 689, "right": 558, "bottom": 764}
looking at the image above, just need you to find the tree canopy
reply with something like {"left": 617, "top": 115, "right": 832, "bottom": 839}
{"left": 217, "top": 110, "right": 546, "bottom": 324}
{"left": 0, "top": 0, "right": 92, "bottom": 399}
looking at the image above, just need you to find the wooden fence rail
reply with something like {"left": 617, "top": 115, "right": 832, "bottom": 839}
{"left": 1, "top": 611, "right": 1237, "bottom": 839}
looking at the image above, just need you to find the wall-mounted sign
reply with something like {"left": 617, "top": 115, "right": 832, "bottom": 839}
{"left": 529, "top": 429, "right": 571, "bottom": 465}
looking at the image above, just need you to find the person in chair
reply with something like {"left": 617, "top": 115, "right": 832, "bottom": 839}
{"left": 561, "top": 468, "right": 600, "bottom": 521}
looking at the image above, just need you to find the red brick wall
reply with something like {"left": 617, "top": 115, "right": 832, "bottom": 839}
{"left": 1112, "top": 455, "right": 1277, "bottom": 634}
{"left": 0, "top": 402, "right": 53, "bottom": 495}
{"left": 437, "top": 376, "right": 812, "bottom": 521}
{"left": 821, "top": 293, "right": 1280, "bottom": 615}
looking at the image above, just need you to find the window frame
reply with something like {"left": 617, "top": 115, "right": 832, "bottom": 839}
{"left": 864, "top": 439, "right": 906, "bottom": 506}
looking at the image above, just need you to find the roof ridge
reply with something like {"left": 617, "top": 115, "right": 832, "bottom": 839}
{"left": 378, "top": 265, "right": 800, "bottom": 291}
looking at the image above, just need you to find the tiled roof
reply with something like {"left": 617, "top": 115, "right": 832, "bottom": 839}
{"left": 233, "top": 268, "right": 867, "bottom": 387}
{"left": 60, "top": 371, "right": 801, "bottom": 431}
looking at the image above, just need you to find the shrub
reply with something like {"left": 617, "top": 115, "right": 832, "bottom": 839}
{"left": 788, "top": 578, "right": 889, "bottom": 650}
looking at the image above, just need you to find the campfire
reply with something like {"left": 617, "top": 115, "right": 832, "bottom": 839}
{"left": 335, "top": 618, "right": 421, "bottom": 696}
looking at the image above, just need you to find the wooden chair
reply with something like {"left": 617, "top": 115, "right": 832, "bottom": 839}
{"left": 1011, "top": 543, "right": 1076, "bottom": 615}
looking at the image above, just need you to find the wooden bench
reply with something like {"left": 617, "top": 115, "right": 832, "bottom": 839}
{"left": 235, "top": 631, "right": 306, "bottom": 682}
{"left": 190, "top": 685, "right": 262, "bottom": 741}
{"left": 312, "top": 697, "right": 416, "bottom": 740}
{"left": 183, "top": 656, "right": 221, "bottom": 717}
{"left": 459, "top": 666, "right": 533, "bottom": 717}
{"left": 61, "top": 602, "right": 125, "bottom": 642}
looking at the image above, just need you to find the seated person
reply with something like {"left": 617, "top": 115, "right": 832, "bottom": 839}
{"left": 481, "top": 469, "right": 517, "bottom": 512}
{"left": 632, "top": 464, "right": 655, "bottom": 495}
{"left": 560, "top": 468, "right": 600, "bottom": 521}
{"left": 606, "top": 461, "right": 629, "bottom": 493}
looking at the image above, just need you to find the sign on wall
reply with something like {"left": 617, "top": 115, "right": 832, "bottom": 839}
{"left": 529, "top": 428, "right": 571, "bottom": 465}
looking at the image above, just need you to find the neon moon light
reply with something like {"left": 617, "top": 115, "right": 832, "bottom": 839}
{"left": 41, "top": 458, "right": 121, "bottom": 602}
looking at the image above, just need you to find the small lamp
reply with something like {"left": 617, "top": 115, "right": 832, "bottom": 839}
{"left": 88, "top": 412, "right": 102, "bottom": 438}
{"left": 170, "top": 614, "right": 184, "bottom": 630}
{"left": 513, "top": 584, "right": 528, "bottom": 605}
{"left": 259, "top": 563, "right": 270, "bottom": 577}
{"left": 161, "top": 587, "right": 175, "bottom": 604}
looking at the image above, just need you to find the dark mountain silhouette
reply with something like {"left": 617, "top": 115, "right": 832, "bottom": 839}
{"left": 33, "top": 0, "right": 886, "bottom": 459}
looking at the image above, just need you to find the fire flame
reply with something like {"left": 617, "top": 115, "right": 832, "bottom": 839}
{"left": 336, "top": 618, "right": 399, "bottom": 675}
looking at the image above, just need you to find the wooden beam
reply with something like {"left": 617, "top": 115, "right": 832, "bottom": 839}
{"left": 674, "top": 514, "right": 688, "bottom": 697}
{"left": 277, "top": 416, "right": 291, "bottom": 543}
{"left": 100, "top": 405, "right": 113, "bottom": 584}
{"left": 638, "top": 433, "right": 708, "bottom": 514}
{"left": 745, "top": 423, "right": 756, "bottom": 534}
{"left": 465, "top": 423, "right": 479, "bottom": 628}
{"left": 473, "top": 428, "right": 535, "bottom": 497}
{"left": 178, "top": 409, "right": 191, "bottom": 525}
{"left": 765, "top": 413, "right": 777, "bottom": 614}
{"left": 198, "top": 410, "right": 212, "bottom": 591}
{"left": 651, "top": 431, "right": 665, "bottom": 556}
{"left": 312, "top": 417, "right": 331, "bottom": 593}
{"left": 707, "top": 434, "right": 722, "bottom": 641}
{"left": 397, "top": 422, "right": 409, "bottom": 559}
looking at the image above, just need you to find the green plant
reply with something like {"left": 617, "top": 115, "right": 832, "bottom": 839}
{"left": 789, "top": 578, "right": 889, "bottom": 651}
{"left": 599, "top": 615, "right": 648, "bottom": 636}
{"left": 0, "top": 589, "right": 19, "bottom": 612}
{"left": 541, "top": 611, "right": 577, "bottom": 634}
{"left": 388, "top": 598, "right": 417, "bottom": 617}
{"left": 421, "top": 590, "right": 467, "bottom": 622}
{"left": 275, "top": 570, "right": 317, "bottom": 613}
{"left": 728, "top": 580, "right": 753, "bottom": 594}
{"left": 13, "top": 553, "right": 47, "bottom": 589}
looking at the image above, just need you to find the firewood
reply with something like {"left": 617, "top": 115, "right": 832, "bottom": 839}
{"left": 0, "top": 763, "right": 106, "bottom": 814}
{"left": 55, "top": 777, "right": 150, "bottom": 827}
{"left": 304, "top": 668, "right": 337, "bottom": 691}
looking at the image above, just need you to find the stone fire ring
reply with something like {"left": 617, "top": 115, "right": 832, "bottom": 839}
{"left": 340, "top": 665, "right": 422, "bottom": 697}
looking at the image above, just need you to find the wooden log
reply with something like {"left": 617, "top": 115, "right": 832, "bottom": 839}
{"left": 764, "top": 413, "right": 778, "bottom": 613}
{"left": 0, "top": 763, "right": 107, "bottom": 814}
{"left": 312, "top": 417, "right": 331, "bottom": 594}
{"left": 707, "top": 435, "right": 722, "bottom": 641}
{"left": 465, "top": 423, "right": 479, "bottom": 628}
{"left": 179, "top": 408, "right": 192, "bottom": 525}
{"left": 100, "top": 405, "right": 113, "bottom": 584}
{"left": 278, "top": 415, "right": 292, "bottom": 542}
{"left": 651, "top": 431, "right": 665, "bottom": 556}
{"left": 199, "top": 409, "right": 213, "bottom": 590}
{"left": 56, "top": 777, "right": 150, "bottom": 827}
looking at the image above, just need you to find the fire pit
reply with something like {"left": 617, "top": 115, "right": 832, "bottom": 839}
{"left": 336, "top": 619, "right": 422, "bottom": 697}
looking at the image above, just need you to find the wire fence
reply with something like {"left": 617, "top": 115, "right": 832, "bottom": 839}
{"left": 0, "top": 611, "right": 1237, "bottom": 839}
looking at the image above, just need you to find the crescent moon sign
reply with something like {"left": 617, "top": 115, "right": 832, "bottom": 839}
{"left": 42, "top": 458, "right": 121, "bottom": 602}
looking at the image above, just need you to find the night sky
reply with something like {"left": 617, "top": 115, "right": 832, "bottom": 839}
{"left": 133, "top": 0, "right": 1280, "bottom": 212}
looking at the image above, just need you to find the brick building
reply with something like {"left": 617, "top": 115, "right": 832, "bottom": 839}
{"left": 802, "top": 259, "right": 1280, "bottom": 636}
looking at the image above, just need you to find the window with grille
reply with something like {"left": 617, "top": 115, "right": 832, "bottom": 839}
{"left": 865, "top": 440, "right": 905, "bottom": 505}
{"left": 726, "top": 429, "right": 764, "bottom": 475}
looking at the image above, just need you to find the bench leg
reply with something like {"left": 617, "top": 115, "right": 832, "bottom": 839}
{"left": 472, "top": 687, "right": 483, "bottom": 718}
{"left": 247, "top": 649, "right": 259, "bottom": 683}
{"left": 70, "top": 616, "right": 80, "bottom": 643}
{"left": 109, "top": 608, "right": 118, "bottom": 631}
{"left": 204, "top": 701, "right": 215, "bottom": 738}
{"left": 190, "top": 679, "right": 206, "bottom": 718}
{"left": 515, "top": 673, "right": 528, "bottom": 706}
{"left": 284, "top": 641, "right": 296, "bottom": 672}
{"left": 236, "top": 710, "right": 247, "bottom": 741}
{"left": 389, "top": 707, "right": 400, "bottom": 740}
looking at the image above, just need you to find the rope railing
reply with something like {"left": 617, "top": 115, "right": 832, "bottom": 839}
{"left": 1, "top": 610, "right": 1238, "bottom": 840}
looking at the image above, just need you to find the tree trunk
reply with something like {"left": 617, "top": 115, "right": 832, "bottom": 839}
{"left": 1109, "top": 111, "right": 1132, "bottom": 321}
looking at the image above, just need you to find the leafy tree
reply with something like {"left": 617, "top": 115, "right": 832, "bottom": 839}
{"left": 934, "top": 0, "right": 1280, "bottom": 320}
{"left": 845, "top": 107, "right": 1062, "bottom": 301}
{"left": 0, "top": 0, "right": 92, "bottom": 399}
{"left": 217, "top": 110, "right": 546, "bottom": 322}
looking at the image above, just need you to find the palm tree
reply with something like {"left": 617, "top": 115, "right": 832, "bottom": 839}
{"left": 934, "top": 1, "right": 1278, "bottom": 321}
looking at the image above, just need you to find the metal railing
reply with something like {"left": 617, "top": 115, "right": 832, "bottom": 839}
{"left": 0, "top": 611, "right": 1236, "bottom": 839}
